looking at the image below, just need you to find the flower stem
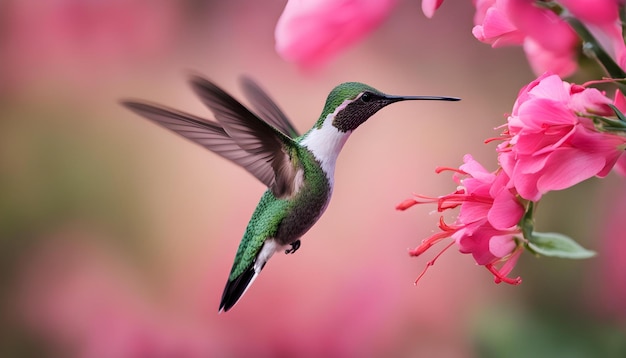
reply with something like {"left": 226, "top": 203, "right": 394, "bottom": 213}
{"left": 562, "top": 15, "right": 626, "bottom": 88}
{"left": 520, "top": 200, "right": 535, "bottom": 242}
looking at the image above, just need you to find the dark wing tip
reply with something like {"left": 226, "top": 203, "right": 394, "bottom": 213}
{"left": 119, "top": 99, "right": 142, "bottom": 110}
{"left": 218, "top": 264, "right": 257, "bottom": 313}
{"left": 188, "top": 74, "right": 220, "bottom": 96}
{"left": 119, "top": 99, "right": 162, "bottom": 115}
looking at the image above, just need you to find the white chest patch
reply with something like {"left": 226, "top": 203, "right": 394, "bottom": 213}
{"left": 300, "top": 101, "right": 352, "bottom": 184}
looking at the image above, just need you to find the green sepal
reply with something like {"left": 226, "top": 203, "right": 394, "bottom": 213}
{"left": 608, "top": 104, "right": 626, "bottom": 125}
{"left": 525, "top": 231, "right": 596, "bottom": 259}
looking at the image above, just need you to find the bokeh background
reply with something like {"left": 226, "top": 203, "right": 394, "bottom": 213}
{"left": 1, "top": 1, "right": 625, "bottom": 357}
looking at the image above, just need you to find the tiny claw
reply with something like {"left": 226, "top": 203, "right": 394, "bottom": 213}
{"left": 285, "top": 240, "right": 301, "bottom": 254}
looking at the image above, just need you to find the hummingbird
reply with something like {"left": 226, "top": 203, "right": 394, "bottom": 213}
{"left": 122, "top": 74, "right": 459, "bottom": 312}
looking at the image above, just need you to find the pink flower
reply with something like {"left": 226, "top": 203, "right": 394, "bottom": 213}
{"left": 274, "top": 0, "right": 397, "bottom": 68}
{"left": 562, "top": 0, "right": 626, "bottom": 70}
{"left": 614, "top": 153, "right": 626, "bottom": 177}
{"left": 397, "top": 155, "right": 525, "bottom": 285}
{"left": 1, "top": 0, "right": 180, "bottom": 92}
{"left": 472, "top": 0, "right": 579, "bottom": 77}
{"left": 472, "top": 0, "right": 525, "bottom": 47}
{"left": 421, "top": 0, "right": 445, "bottom": 18}
{"left": 497, "top": 73, "right": 626, "bottom": 201}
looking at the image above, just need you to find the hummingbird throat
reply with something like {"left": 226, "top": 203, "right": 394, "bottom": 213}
{"left": 300, "top": 99, "right": 353, "bottom": 184}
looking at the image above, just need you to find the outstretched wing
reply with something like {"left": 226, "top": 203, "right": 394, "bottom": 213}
{"left": 122, "top": 76, "right": 301, "bottom": 198}
{"left": 121, "top": 102, "right": 276, "bottom": 185}
{"left": 189, "top": 75, "right": 299, "bottom": 198}
{"left": 239, "top": 76, "right": 300, "bottom": 138}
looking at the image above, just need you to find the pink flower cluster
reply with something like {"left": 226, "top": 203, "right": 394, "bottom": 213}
{"left": 497, "top": 73, "right": 626, "bottom": 201}
{"left": 398, "top": 73, "right": 626, "bottom": 284}
{"left": 397, "top": 155, "right": 525, "bottom": 285}
{"left": 273, "top": 0, "right": 626, "bottom": 76}
{"left": 470, "top": 0, "right": 624, "bottom": 77}
{"left": 273, "top": 0, "right": 626, "bottom": 286}
{"left": 274, "top": 0, "right": 397, "bottom": 68}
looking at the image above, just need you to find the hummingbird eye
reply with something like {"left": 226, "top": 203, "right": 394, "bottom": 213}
{"left": 360, "top": 92, "right": 373, "bottom": 102}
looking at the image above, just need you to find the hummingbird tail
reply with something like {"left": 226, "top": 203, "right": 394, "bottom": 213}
{"left": 218, "top": 239, "right": 282, "bottom": 313}
{"left": 218, "top": 262, "right": 263, "bottom": 313}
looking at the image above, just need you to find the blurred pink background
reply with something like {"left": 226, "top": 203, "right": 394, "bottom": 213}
{"left": 1, "top": 1, "right": 624, "bottom": 357}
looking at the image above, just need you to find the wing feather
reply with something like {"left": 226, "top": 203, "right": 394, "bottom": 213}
{"left": 189, "top": 76, "right": 299, "bottom": 197}
{"left": 121, "top": 101, "right": 278, "bottom": 188}
{"left": 239, "top": 76, "right": 300, "bottom": 138}
{"left": 122, "top": 74, "right": 301, "bottom": 199}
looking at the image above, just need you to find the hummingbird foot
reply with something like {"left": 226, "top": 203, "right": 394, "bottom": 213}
{"left": 285, "top": 240, "right": 301, "bottom": 254}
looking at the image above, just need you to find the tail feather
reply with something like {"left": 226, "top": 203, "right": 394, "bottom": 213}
{"left": 218, "top": 262, "right": 264, "bottom": 313}
{"left": 218, "top": 239, "right": 280, "bottom": 312}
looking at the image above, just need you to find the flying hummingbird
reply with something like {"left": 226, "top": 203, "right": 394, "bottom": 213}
{"left": 122, "top": 74, "right": 459, "bottom": 312}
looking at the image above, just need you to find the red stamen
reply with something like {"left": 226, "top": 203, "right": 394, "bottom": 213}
{"left": 485, "top": 263, "right": 522, "bottom": 285}
{"left": 435, "top": 166, "right": 466, "bottom": 175}
{"left": 396, "top": 193, "right": 468, "bottom": 212}
{"left": 396, "top": 198, "right": 419, "bottom": 211}
{"left": 409, "top": 230, "right": 450, "bottom": 256}
{"left": 409, "top": 217, "right": 459, "bottom": 256}
{"left": 484, "top": 135, "right": 508, "bottom": 144}
{"left": 414, "top": 241, "right": 455, "bottom": 285}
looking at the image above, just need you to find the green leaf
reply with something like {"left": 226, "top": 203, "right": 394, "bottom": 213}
{"left": 526, "top": 232, "right": 596, "bottom": 259}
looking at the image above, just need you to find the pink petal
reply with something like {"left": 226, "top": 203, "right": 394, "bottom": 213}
{"left": 523, "top": 38, "right": 577, "bottom": 77}
{"left": 458, "top": 202, "right": 491, "bottom": 226}
{"left": 455, "top": 224, "right": 514, "bottom": 265}
{"left": 511, "top": 170, "right": 543, "bottom": 201}
{"left": 569, "top": 86, "right": 612, "bottom": 115}
{"left": 511, "top": 72, "right": 554, "bottom": 116}
{"left": 454, "top": 228, "right": 495, "bottom": 265}
{"left": 559, "top": 0, "right": 618, "bottom": 24}
{"left": 488, "top": 189, "right": 524, "bottom": 229}
{"left": 513, "top": 150, "right": 550, "bottom": 175}
{"left": 516, "top": 97, "right": 577, "bottom": 129}
{"left": 472, "top": 6, "right": 525, "bottom": 47}
{"left": 535, "top": 148, "right": 606, "bottom": 193}
{"left": 614, "top": 153, "right": 626, "bottom": 177}
{"left": 473, "top": 0, "right": 497, "bottom": 25}
{"left": 613, "top": 89, "right": 626, "bottom": 113}
{"left": 488, "top": 234, "right": 517, "bottom": 258}
{"left": 505, "top": 0, "right": 578, "bottom": 54}
{"left": 275, "top": 0, "right": 397, "bottom": 67}
{"left": 459, "top": 154, "right": 494, "bottom": 182}
{"left": 421, "top": 0, "right": 444, "bottom": 18}
{"left": 525, "top": 73, "right": 571, "bottom": 104}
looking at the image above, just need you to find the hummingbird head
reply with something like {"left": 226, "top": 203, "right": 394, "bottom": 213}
{"left": 317, "top": 82, "right": 460, "bottom": 132}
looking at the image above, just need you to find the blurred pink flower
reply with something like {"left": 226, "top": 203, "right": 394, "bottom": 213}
{"left": 561, "top": 0, "right": 626, "bottom": 70}
{"left": 1, "top": 0, "right": 180, "bottom": 91}
{"left": 397, "top": 154, "right": 524, "bottom": 285}
{"left": 274, "top": 0, "right": 397, "bottom": 68}
{"left": 14, "top": 235, "right": 215, "bottom": 358}
{"left": 421, "top": 0, "right": 445, "bottom": 18}
{"left": 497, "top": 73, "right": 626, "bottom": 201}
{"left": 614, "top": 153, "right": 626, "bottom": 177}
{"left": 472, "top": 0, "right": 578, "bottom": 77}
{"left": 596, "top": 178, "right": 626, "bottom": 320}
{"left": 12, "top": 229, "right": 425, "bottom": 357}
{"left": 472, "top": 0, "right": 525, "bottom": 47}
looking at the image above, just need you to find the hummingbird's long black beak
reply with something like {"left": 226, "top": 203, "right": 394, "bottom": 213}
{"left": 385, "top": 94, "right": 461, "bottom": 102}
